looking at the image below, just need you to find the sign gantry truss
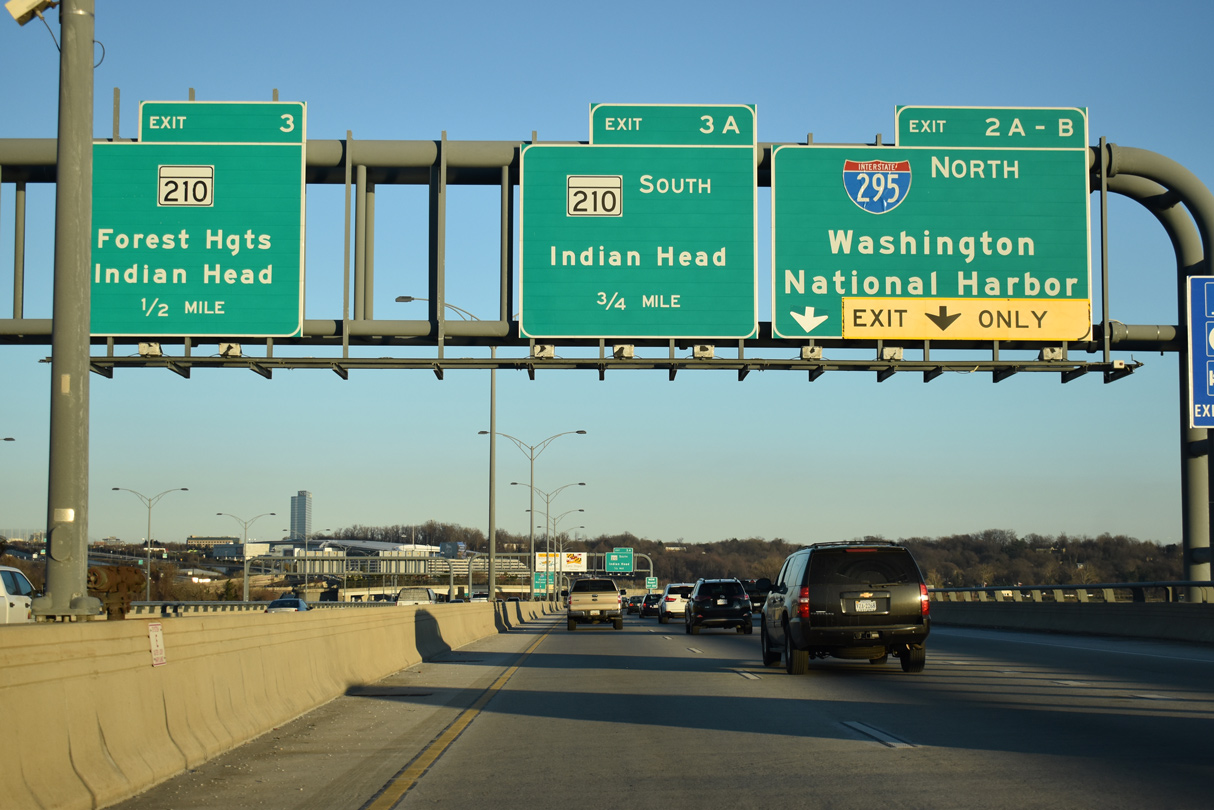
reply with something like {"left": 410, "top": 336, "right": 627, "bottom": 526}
{"left": 0, "top": 129, "right": 1179, "bottom": 385}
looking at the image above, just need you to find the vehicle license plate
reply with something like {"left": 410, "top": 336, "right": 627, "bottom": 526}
{"left": 590, "top": 610, "right": 600, "bottom": 615}
{"left": 855, "top": 599, "right": 877, "bottom": 613}
{"left": 716, "top": 598, "right": 727, "bottom": 606}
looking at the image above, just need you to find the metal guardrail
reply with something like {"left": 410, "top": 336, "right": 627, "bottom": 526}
{"left": 929, "top": 580, "right": 1214, "bottom": 603}
{"left": 127, "top": 599, "right": 442, "bottom": 616}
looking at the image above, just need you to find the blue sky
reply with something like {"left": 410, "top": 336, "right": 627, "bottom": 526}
{"left": 1, "top": 0, "right": 1209, "bottom": 548}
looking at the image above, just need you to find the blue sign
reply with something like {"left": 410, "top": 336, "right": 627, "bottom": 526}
{"left": 842, "top": 158, "right": 911, "bottom": 214}
{"left": 1187, "top": 276, "right": 1214, "bottom": 428}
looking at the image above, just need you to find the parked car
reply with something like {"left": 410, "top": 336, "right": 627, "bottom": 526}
{"left": 640, "top": 593, "right": 662, "bottom": 617}
{"left": 760, "top": 541, "right": 930, "bottom": 673}
{"left": 657, "top": 582, "right": 694, "bottom": 624}
{"left": 0, "top": 565, "right": 36, "bottom": 624}
{"left": 265, "top": 597, "right": 309, "bottom": 613}
{"left": 685, "top": 578, "right": 752, "bottom": 635}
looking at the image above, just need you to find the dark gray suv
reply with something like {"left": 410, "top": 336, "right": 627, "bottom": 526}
{"left": 760, "top": 541, "right": 930, "bottom": 673}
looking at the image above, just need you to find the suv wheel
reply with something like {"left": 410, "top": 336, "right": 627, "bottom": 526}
{"left": 784, "top": 625, "right": 809, "bottom": 675}
{"left": 567, "top": 618, "right": 577, "bottom": 631}
{"left": 870, "top": 653, "right": 889, "bottom": 665}
{"left": 761, "top": 625, "right": 781, "bottom": 667}
{"left": 613, "top": 617, "right": 623, "bottom": 630}
{"left": 689, "top": 621, "right": 700, "bottom": 635}
{"left": 659, "top": 612, "right": 668, "bottom": 624}
{"left": 743, "top": 622, "right": 753, "bottom": 635}
{"left": 900, "top": 644, "right": 926, "bottom": 673}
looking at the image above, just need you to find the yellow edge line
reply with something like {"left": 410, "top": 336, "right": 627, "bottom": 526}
{"left": 365, "top": 621, "right": 555, "bottom": 810}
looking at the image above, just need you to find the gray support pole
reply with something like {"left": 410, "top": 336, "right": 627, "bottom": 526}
{"left": 354, "top": 164, "right": 366, "bottom": 320}
{"left": 528, "top": 451, "right": 535, "bottom": 599}
{"left": 487, "top": 346, "right": 496, "bottom": 599}
{"left": 428, "top": 132, "right": 447, "bottom": 358}
{"left": 342, "top": 131, "right": 351, "bottom": 358}
{"left": 501, "top": 165, "right": 512, "bottom": 323}
{"left": 1107, "top": 146, "right": 1214, "bottom": 599}
{"left": 1109, "top": 172, "right": 1209, "bottom": 599}
{"left": 365, "top": 180, "right": 375, "bottom": 320}
{"left": 12, "top": 181, "right": 25, "bottom": 318}
{"left": 34, "top": 0, "right": 102, "bottom": 619}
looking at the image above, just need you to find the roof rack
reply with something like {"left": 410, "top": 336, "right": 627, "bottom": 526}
{"left": 808, "top": 540, "right": 900, "bottom": 548}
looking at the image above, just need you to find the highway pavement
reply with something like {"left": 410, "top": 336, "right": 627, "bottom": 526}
{"left": 111, "top": 612, "right": 1214, "bottom": 809}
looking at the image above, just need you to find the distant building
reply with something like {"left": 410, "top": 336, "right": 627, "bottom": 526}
{"left": 186, "top": 535, "right": 239, "bottom": 550}
{"left": 290, "top": 491, "right": 312, "bottom": 541}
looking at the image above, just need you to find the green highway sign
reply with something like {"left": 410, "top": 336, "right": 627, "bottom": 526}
{"left": 91, "top": 101, "right": 306, "bottom": 337}
{"left": 772, "top": 107, "right": 1091, "bottom": 341}
{"left": 896, "top": 106, "right": 1088, "bottom": 149}
{"left": 605, "top": 548, "right": 634, "bottom": 573}
{"left": 591, "top": 103, "right": 756, "bottom": 146}
{"left": 519, "top": 104, "right": 757, "bottom": 339}
{"left": 645, "top": 576, "right": 658, "bottom": 590}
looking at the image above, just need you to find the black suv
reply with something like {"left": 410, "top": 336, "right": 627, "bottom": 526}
{"left": 760, "top": 541, "right": 929, "bottom": 673}
{"left": 685, "top": 578, "right": 753, "bottom": 635}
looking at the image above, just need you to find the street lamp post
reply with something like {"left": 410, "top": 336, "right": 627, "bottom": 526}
{"left": 398, "top": 296, "right": 501, "bottom": 600}
{"left": 218, "top": 512, "right": 275, "bottom": 601}
{"left": 518, "top": 483, "right": 585, "bottom": 601}
{"left": 112, "top": 487, "right": 188, "bottom": 601}
{"left": 483, "top": 431, "right": 586, "bottom": 600}
{"left": 548, "top": 508, "right": 584, "bottom": 601}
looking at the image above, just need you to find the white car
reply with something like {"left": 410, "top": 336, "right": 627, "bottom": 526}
{"left": 657, "top": 582, "right": 694, "bottom": 624}
{"left": 0, "top": 565, "right": 37, "bottom": 624}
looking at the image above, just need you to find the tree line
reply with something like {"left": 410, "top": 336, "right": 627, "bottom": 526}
{"left": 0, "top": 526, "right": 1184, "bottom": 599}
{"left": 332, "top": 524, "right": 1184, "bottom": 587}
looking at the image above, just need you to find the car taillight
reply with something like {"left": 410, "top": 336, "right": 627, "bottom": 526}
{"left": 665, "top": 595, "right": 675, "bottom": 601}
{"left": 796, "top": 586, "right": 810, "bottom": 619}
{"left": 920, "top": 582, "right": 930, "bottom": 615}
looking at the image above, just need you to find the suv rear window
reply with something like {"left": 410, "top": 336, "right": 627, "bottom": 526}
{"left": 573, "top": 579, "right": 616, "bottom": 593}
{"left": 667, "top": 585, "right": 693, "bottom": 597}
{"left": 696, "top": 581, "right": 745, "bottom": 598}
{"left": 808, "top": 549, "right": 919, "bottom": 585}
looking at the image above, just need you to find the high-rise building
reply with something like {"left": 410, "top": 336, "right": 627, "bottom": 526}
{"left": 290, "top": 491, "right": 312, "bottom": 541}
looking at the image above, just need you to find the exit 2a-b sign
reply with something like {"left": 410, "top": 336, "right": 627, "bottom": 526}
{"left": 772, "top": 106, "right": 1092, "bottom": 342}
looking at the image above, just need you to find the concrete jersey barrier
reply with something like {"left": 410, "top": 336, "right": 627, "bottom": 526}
{"left": 0, "top": 601, "right": 553, "bottom": 810}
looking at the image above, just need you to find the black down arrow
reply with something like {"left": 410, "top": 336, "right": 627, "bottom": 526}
{"left": 926, "top": 305, "right": 961, "bottom": 331}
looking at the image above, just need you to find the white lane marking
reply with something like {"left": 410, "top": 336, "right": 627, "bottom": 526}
{"left": 1052, "top": 680, "right": 1090, "bottom": 687}
{"left": 842, "top": 721, "right": 915, "bottom": 748}
{"left": 686, "top": 647, "right": 703, "bottom": 654}
{"left": 734, "top": 669, "right": 760, "bottom": 681}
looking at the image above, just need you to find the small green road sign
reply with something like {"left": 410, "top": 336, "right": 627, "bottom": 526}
{"left": 772, "top": 107, "right": 1091, "bottom": 342}
{"left": 91, "top": 101, "right": 306, "bottom": 337}
{"left": 895, "top": 106, "right": 1087, "bottom": 149}
{"left": 645, "top": 576, "right": 658, "bottom": 590}
{"left": 606, "top": 548, "right": 634, "bottom": 573}
{"left": 590, "top": 103, "right": 756, "bottom": 146}
{"left": 520, "top": 104, "right": 757, "bottom": 339}
{"left": 533, "top": 571, "right": 553, "bottom": 593}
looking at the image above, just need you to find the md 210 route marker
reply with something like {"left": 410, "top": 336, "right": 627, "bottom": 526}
{"left": 519, "top": 103, "right": 758, "bottom": 339}
{"left": 91, "top": 100, "right": 306, "bottom": 337}
{"left": 772, "top": 106, "right": 1091, "bottom": 342}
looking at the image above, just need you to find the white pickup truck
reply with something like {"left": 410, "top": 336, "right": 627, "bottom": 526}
{"left": 567, "top": 577, "right": 625, "bottom": 631}
{"left": 0, "top": 565, "right": 37, "bottom": 624}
